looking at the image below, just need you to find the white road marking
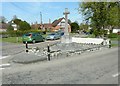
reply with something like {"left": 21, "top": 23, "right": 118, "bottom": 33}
{"left": 0, "top": 64, "right": 10, "bottom": 68}
{"left": 0, "top": 68, "right": 5, "bottom": 70}
{"left": 112, "top": 73, "right": 120, "bottom": 77}
{"left": 0, "top": 55, "right": 11, "bottom": 60}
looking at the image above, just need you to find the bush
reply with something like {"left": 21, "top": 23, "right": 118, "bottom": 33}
{"left": 93, "top": 29, "right": 108, "bottom": 37}
{"left": 3, "top": 30, "right": 45, "bottom": 37}
{"left": 93, "top": 29, "right": 99, "bottom": 37}
{"left": 70, "top": 22, "right": 79, "bottom": 33}
{"left": 108, "top": 33, "right": 118, "bottom": 38}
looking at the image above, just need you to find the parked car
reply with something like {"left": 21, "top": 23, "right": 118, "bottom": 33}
{"left": 118, "top": 32, "right": 120, "bottom": 35}
{"left": 22, "top": 32, "right": 45, "bottom": 43}
{"left": 2, "top": 34, "right": 9, "bottom": 38}
{"left": 56, "top": 30, "right": 64, "bottom": 36}
{"left": 46, "top": 33, "right": 61, "bottom": 40}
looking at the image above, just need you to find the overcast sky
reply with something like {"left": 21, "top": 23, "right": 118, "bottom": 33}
{"left": 1, "top": 2, "right": 84, "bottom": 24}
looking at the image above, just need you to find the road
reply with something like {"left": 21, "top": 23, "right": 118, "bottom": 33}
{"left": 0, "top": 40, "right": 60, "bottom": 71}
{"left": 1, "top": 47, "right": 118, "bottom": 84}
{"left": 1, "top": 40, "right": 60, "bottom": 56}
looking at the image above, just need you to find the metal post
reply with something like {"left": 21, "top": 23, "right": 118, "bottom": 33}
{"left": 47, "top": 44, "right": 50, "bottom": 61}
{"left": 16, "top": 31, "right": 18, "bottom": 42}
{"left": 26, "top": 41, "right": 28, "bottom": 52}
{"left": 109, "top": 40, "right": 111, "bottom": 48}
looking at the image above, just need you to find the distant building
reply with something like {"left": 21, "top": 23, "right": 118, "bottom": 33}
{"left": 104, "top": 26, "right": 120, "bottom": 34}
{"left": 113, "top": 28, "right": 120, "bottom": 33}
{"left": 31, "top": 17, "right": 71, "bottom": 32}
{"left": 0, "top": 23, "right": 8, "bottom": 32}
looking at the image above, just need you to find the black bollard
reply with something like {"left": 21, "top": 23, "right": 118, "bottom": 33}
{"left": 109, "top": 40, "right": 111, "bottom": 48}
{"left": 47, "top": 44, "right": 50, "bottom": 61}
{"left": 26, "top": 41, "right": 28, "bottom": 52}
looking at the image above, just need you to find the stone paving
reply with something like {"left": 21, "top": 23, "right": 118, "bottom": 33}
{"left": 48, "top": 42, "right": 108, "bottom": 58}
{"left": 11, "top": 52, "right": 47, "bottom": 64}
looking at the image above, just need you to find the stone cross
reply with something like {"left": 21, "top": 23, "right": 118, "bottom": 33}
{"left": 61, "top": 8, "right": 71, "bottom": 43}
{"left": 63, "top": 8, "right": 70, "bottom": 36}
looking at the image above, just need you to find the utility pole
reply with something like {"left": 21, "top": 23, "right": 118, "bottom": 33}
{"left": 40, "top": 12, "right": 43, "bottom": 29}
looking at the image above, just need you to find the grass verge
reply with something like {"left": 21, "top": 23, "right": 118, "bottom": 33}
{"left": 0, "top": 37, "right": 22, "bottom": 43}
{"left": 0, "top": 34, "right": 48, "bottom": 43}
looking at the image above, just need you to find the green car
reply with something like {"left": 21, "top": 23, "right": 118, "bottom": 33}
{"left": 22, "top": 32, "right": 45, "bottom": 43}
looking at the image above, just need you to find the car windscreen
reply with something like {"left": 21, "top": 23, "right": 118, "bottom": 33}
{"left": 25, "top": 34, "right": 31, "bottom": 36}
{"left": 50, "top": 33, "right": 56, "bottom": 35}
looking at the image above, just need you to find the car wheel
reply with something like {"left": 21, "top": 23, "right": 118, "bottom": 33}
{"left": 32, "top": 40, "right": 36, "bottom": 44}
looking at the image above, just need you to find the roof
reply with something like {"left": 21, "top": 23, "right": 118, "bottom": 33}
{"left": 52, "top": 17, "right": 64, "bottom": 27}
{"left": 43, "top": 23, "right": 53, "bottom": 28}
{"left": 0, "top": 23, "right": 9, "bottom": 29}
{"left": 31, "top": 17, "right": 70, "bottom": 29}
{"left": 31, "top": 24, "right": 40, "bottom": 29}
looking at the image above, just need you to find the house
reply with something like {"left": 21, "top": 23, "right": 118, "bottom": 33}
{"left": 104, "top": 26, "right": 120, "bottom": 34}
{"left": 112, "top": 27, "right": 120, "bottom": 33}
{"left": 0, "top": 23, "right": 8, "bottom": 32}
{"left": 31, "top": 17, "right": 71, "bottom": 32}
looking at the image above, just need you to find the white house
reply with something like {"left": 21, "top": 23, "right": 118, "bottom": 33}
{"left": 112, "top": 28, "right": 120, "bottom": 33}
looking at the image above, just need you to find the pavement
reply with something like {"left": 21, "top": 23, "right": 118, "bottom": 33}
{"left": 1, "top": 41, "right": 111, "bottom": 65}
{"left": 10, "top": 52, "right": 47, "bottom": 64}
{"left": 2, "top": 43, "right": 107, "bottom": 64}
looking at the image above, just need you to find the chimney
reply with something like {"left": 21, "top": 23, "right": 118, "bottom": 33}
{"left": 35, "top": 21, "right": 38, "bottom": 24}
{"left": 31, "top": 22, "right": 33, "bottom": 25}
{"left": 49, "top": 19, "right": 51, "bottom": 24}
{"left": 35, "top": 21, "right": 38, "bottom": 29}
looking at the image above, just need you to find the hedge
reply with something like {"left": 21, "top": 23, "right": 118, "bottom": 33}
{"left": 108, "top": 33, "right": 118, "bottom": 38}
{"left": 1, "top": 30, "right": 45, "bottom": 37}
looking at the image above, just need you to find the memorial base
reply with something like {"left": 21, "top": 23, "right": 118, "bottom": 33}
{"left": 61, "top": 35, "right": 72, "bottom": 43}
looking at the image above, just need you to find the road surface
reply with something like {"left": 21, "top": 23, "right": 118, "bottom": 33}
{"left": 1, "top": 47, "right": 118, "bottom": 84}
{"left": 1, "top": 40, "right": 60, "bottom": 56}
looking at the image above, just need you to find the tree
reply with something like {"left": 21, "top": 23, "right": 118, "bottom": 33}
{"left": 79, "top": 2, "right": 119, "bottom": 37}
{"left": 13, "top": 19, "right": 31, "bottom": 31}
{"left": 70, "top": 22, "right": 79, "bottom": 33}
{"left": 79, "top": 23, "right": 89, "bottom": 31}
{"left": 0, "top": 16, "right": 6, "bottom": 23}
{"left": 106, "top": 2, "right": 119, "bottom": 29}
{"left": 7, "top": 18, "right": 31, "bottom": 31}
{"left": 19, "top": 21, "right": 31, "bottom": 31}
{"left": 7, "top": 24, "right": 14, "bottom": 32}
{"left": 13, "top": 19, "right": 22, "bottom": 25}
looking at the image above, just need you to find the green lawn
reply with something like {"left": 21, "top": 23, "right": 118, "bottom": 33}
{"left": 1, "top": 37, "right": 23, "bottom": 43}
{"left": 0, "top": 34, "right": 48, "bottom": 43}
{"left": 111, "top": 43, "right": 118, "bottom": 47}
